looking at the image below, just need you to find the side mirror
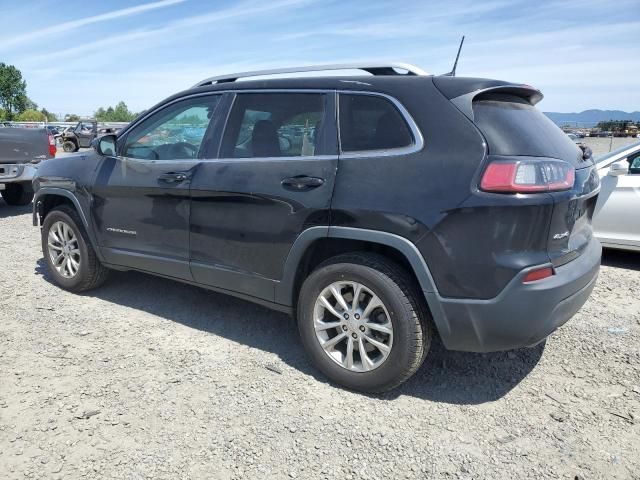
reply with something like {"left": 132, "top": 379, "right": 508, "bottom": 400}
{"left": 608, "top": 160, "right": 628, "bottom": 177}
{"left": 94, "top": 134, "right": 117, "bottom": 156}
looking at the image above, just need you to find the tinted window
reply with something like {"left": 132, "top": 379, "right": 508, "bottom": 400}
{"left": 473, "top": 94, "right": 580, "bottom": 160}
{"left": 339, "top": 94, "right": 413, "bottom": 152}
{"left": 123, "top": 95, "right": 220, "bottom": 160}
{"left": 221, "top": 93, "right": 327, "bottom": 158}
{"left": 629, "top": 151, "right": 640, "bottom": 174}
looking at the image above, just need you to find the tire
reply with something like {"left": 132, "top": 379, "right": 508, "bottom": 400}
{"left": 297, "top": 252, "right": 431, "bottom": 393}
{"left": 41, "top": 205, "right": 109, "bottom": 292}
{"left": 62, "top": 140, "right": 77, "bottom": 152}
{"left": 1, "top": 183, "right": 34, "bottom": 206}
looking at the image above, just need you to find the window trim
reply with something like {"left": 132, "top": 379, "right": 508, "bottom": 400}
{"left": 118, "top": 93, "right": 223, "bottom": 162}
{"left": 117, "top": 88, "right": 423, "bottom": 162}
{"left": 218, "top": 91, "right": 336, "bottom": 160}
{"left": 337, "top": 91, "right": 424, "bottom": 158}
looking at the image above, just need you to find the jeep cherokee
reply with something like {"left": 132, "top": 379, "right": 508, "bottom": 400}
{"left": 33, "top": 63, "right": 601, "bottom": 392}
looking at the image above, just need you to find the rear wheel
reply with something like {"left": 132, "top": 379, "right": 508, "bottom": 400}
{"left": 62, "top": 140, "right": 77, "bottom": 152}
{"left": 1, "top": 183, "right": 34, "bottom": 206}
{"left": 297, "top": 252, "right": 431, "bottom": 393}
{"left": 42, "top": 206, "right": 109, "bottom": 292}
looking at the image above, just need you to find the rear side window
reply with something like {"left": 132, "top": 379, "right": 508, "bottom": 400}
{"left": 220, "top": 93, "right": 329, "bottom": 158}
{"left": 473, "top": 94, "right": 579, "bottom": 159}
{"left": 339, "top": 94, "right": 413, "bottom": 152}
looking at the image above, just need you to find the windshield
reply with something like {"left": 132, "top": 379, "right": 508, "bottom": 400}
{"left": 595, "top": 140, "right": 640, "bottom": 164}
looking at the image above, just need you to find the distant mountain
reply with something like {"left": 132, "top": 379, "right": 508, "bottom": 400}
{"left": 544, "top": 110, "right": 640, "bottom": 127}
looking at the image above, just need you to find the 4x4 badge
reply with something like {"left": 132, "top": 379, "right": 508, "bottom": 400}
{"left": 553, "top": 231, "right": 570, "bottom": 240}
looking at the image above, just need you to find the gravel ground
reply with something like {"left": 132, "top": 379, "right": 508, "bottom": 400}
{"left": 580, "top": 137, "right": 638, "bottom": 157}
{"left": 0, "top": 201, "right": 639, "bottom": 480}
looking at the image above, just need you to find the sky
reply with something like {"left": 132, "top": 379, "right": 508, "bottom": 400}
{"left": 0, "top": 0, "right": 638, "bottom": 117}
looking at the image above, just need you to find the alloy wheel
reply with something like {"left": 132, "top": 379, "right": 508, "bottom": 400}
{"left": 47, "top": 221, "right": 81, "bottom": 278}
{"left": 313, "top": 281, "right": 393, "bottom": 372}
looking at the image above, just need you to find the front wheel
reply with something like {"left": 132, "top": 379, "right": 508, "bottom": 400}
{"left": 297, "top": 253, "right": 431, "bottom": 393}
{"left": 42, "top": 205, "right": 109, "bottom": 292}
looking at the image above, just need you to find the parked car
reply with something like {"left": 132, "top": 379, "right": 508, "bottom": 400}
{"left": 32, "top": 63, "right": 601, "bottom": 392}
{"left": 1, "top": 127, "right": 56, "bottom": 205}
{"left": 59, "top": 120, "right": 98, "bottom": 152}
{"left": 592, "top": 141, "right": 640, "bottom": 251}
{"left": 567, "top": 133, "right": 580, "bottom": 143}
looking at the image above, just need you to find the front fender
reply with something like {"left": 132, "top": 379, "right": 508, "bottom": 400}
{"left": 32, "top": 187, "right": 103, "bottom": 262}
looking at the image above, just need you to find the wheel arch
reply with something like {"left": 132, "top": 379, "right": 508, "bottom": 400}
{"left": 275, "top": 226, "right": 440, "bottom": 311}
{"left": 33, "top": 188, "right": 101, "bottom": 260}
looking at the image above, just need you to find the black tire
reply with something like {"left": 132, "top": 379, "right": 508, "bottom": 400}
{"left": 1, "top": 183, "right": 34, "bottom": 206}
{"left": 62, "top": 140, "right": 77, "bottom": 152}
{"left": 41, "top": 205, "right": 109, "bottom": 292}
{"left": 297, "top": 252, "right": 431, "bottom": 393}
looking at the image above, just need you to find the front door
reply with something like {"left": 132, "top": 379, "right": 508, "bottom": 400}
{"left": 594, "top": 149, "right": 640, "bottom": 249}
{"left": 189, "top": 91, "right": 338, "bottom": 302}
{"left": 91, "top": 94, "right": 222, "bottom": 279}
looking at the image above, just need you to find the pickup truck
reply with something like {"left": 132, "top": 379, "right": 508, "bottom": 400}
{"left": 0, "top": 127, "right": 56, "bottom": 205}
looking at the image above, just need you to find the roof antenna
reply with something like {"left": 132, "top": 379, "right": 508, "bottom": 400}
{"left": 443, "top": 35, "right": 465, "bottom": 76}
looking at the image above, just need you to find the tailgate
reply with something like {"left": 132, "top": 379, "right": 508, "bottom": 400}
{"left": 470, "top": 92, "right": 600, "bottom": 266}
{"left": 0, "top": 128, "right": 50, "bottom": 164}
{"left": 547, "top": 165, "right": 600, "bottom": 266}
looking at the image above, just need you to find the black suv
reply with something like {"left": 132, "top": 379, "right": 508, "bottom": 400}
{"left": 33, "top": 63, "right": 601, "bottom": 392}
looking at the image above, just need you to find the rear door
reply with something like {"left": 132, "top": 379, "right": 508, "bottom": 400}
{"left": 92, "top": 94, "right": 222, "bottom": 279}
{"left": 593, "top": 147, "right": 640, "bottom": 249}
{"left": 189, "top": 91, "right": 338, "bottom": 302}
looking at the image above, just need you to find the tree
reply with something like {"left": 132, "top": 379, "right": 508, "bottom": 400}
{"left": 0, "top": 63, "right": 27, "bottom": 120}
{"left": 16, "top": 109, "right": 46, "bottom": 121}
{"left": 40, "top": 108, "right": 57, "bottom": 122}
{"left": 94, "top": 101, "right": 136, "bottom": 122}
{"left": 0, "top": 108, "right": 7, "bottom": 121}
{"left": 65, "top": 114, "right": 80, "bottom": 122}
{"left": 597, "top": 120, "right": 631, "bottom": 132}
{"left": 24, "top": 97, "right": 38, "bottom": 111}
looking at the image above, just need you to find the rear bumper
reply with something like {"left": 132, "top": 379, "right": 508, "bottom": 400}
{"left": 426, "top": 238, "right": 601, "bottom": 352}
{"left": 0, "top": 163, "right": 37, "bottom": 183}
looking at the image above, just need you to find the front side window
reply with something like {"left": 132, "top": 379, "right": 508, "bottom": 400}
{"left": 339, "top": 94, "right": 413, "bottom": 152}
{"left": 123, "top": 95, "right": 220, "bottom": 160}
{"left": 76, "top": 121, "right": 94, "bottom": 134}
{"left": 220, "top": 93, "right": 327, "bottom": 158}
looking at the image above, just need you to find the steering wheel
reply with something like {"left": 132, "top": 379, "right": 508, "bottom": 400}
{"left": 167, "top": 141, "right": 198, "bottom": 159}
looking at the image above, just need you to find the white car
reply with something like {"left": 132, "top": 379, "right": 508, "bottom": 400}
{"left": 592, "top": 141, "right": 640, "bottom": 251}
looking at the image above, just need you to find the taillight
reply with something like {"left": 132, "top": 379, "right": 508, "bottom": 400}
{"left": 480, "top": 159, "right": 574, "bottom": 193}
{"left": 48, "top": 134, "right": 56, "bottom": 157}
{"left": 523, "top": 266, "right": 554, "bottom": 283}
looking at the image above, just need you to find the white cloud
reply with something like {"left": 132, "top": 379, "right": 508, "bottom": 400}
{"left": 20, "top": 0, "right": 313, "bottom": 65}
{"left": 0, "top": 0, "right": 186, "bottom": 50}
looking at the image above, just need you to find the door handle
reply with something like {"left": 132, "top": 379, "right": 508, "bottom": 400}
{"left": 158, "top": 172, "right": 189, "bottom": 183}
{"left": 281, "top": 175, "right": 325, "bottom": 191}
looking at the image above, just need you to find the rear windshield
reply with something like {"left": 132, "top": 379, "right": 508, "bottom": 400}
{"left": 473, "top": 94, "right": 580, "bottom": 160}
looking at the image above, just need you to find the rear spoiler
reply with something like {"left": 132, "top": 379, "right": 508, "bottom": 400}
{"left": 433, "top": 77, "right": 543, "bottom": 122}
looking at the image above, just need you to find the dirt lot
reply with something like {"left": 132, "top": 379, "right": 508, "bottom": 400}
{"left": 580, "top": 136, "right": 638, "bottom": 157}
{"left": 0, "top": 201, "right": 639, "bottom": 480}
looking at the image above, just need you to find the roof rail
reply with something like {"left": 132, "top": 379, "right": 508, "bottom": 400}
{"left": 192, "top": 62, "right": 429, "bottom": 88}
